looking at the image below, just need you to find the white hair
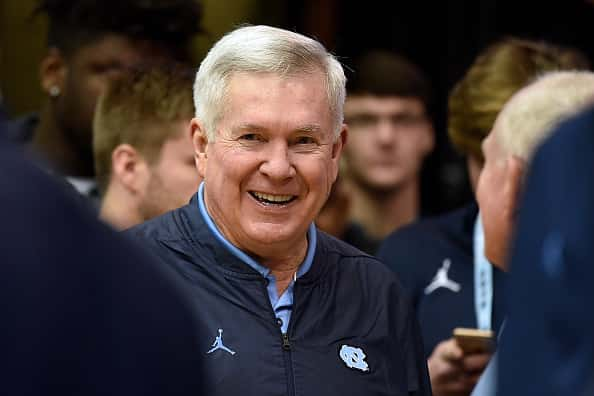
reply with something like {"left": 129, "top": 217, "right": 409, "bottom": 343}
{"left": 497, "top": 70, "right": 594, "bottom": 161}
{"left": 193, "top": 25, "right": 346, "bottom": 140}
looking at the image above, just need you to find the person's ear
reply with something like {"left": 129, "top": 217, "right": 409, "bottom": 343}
{"left": 504, "top": 155, "right": 525, "bottom": 220}
{"left": 420, "top": 119, "right": 435, "bottom": 156}
{"left": 39, "top": 48, "right": 67, "bottom": 98}
{"left": 332, "top": 124, "right": 348, "bottom": 159}
{"left": 111, "top": 144, "right": 150, "bottom": 194}
{"left": 330, "top": 124, "right": 348, "bottom": 181}
{"left": 191, "top": 118, "right": 209, "bottom": 178}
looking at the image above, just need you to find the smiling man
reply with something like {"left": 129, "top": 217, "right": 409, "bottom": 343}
{"left": 129, "top": 25, "right": 431, "bottom": 395}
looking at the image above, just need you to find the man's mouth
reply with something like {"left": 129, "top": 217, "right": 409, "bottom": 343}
{"left": 249, "top": 191, "right": 297, "bottom": 205}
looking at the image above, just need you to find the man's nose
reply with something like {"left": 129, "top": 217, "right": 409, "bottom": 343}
{"left": 375, "top": 118, "right": 396, "bottom": 144}
{"left": 259, "top": 142, "right": 296, "bottom": 180}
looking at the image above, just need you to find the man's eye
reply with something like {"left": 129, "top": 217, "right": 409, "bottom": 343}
{"left": 239, "top": 134, "right": 261, "bottom": 141}
{"left": 91, "top": 63, "right": 125, "bottom": 77}
{"left": 295, "top": 136, "right": 316, "bottom": 145}
{"left": 346, "top": 114, "right": 377, "bottom": 127}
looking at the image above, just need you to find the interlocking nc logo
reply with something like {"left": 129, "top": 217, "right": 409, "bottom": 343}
{"left": 339, "top": 345, "right": 369, "bottom": 372}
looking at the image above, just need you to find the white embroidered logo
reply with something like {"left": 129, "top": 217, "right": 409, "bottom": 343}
{"left": 424, "top": 258, "right": 461, "bottom": 295}
{"left": 206, "top": 328, "right": 236, "bottom": 355}
{"left": 339, "top": 345, "right": 369, "bottom": 372}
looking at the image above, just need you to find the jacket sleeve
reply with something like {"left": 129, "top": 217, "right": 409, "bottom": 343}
{"left": 400, "top": 292, "right": 433, "bottom": 395}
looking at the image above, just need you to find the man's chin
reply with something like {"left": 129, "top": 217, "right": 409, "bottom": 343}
{"left": 359, "top": 179, "right": 405, "bottom": 194}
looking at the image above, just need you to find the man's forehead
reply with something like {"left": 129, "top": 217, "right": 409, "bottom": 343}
{"left": 73, "top": 34, "right": 171, "bottom": 63}
{"left": 224, "top": 71, "right": 330, "bottom": 109}
{"left": 345, "top": 94, "right": 425, "bottom": 115}
{"left": 217, "top": 71, "right": 334, "bottom": 133}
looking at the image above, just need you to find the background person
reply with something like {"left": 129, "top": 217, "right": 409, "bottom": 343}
{"left": 471, "top": 70, "right": 594, "bottom": 395}
{"left": 94, "top": 65, "right": 201, "bottom": 230}
{"left": 332, "top": 50, "right": 434, "bottom": 253}
{"left": 4, "top": 0, "right": 202, "bottom": 202}
{"left": 0, "top": 134, "right": 204, "bottom": 395}
{"left": 377, "top": 38, "right": 589, "bottom": 396}
{"left": 496, "top": 107, "right": 594, "bottom": 396}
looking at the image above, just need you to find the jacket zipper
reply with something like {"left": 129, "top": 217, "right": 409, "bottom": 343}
{"left": 260, "top": 278, "right": 296, "bottom": 396}
{"left": 281, "top": 332, "right": 295, "bottom": 396}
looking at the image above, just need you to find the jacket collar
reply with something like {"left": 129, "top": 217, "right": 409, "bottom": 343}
{"left": 175, "top": 191, "right": 327, "bottom": 284}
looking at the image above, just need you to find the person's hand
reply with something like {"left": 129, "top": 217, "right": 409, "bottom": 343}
{"left": 427, "top": 338, "right": 492, "bottom": 396}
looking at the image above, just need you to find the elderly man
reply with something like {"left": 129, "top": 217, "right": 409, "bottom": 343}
{"left": 497, "top": 107, "right": 594, "bottom": 396}
{"left": 129, "top": 25, "right": 431, "bottom": 395}
{"left": 477, "top": 71, "right": 594, "bottom": 269}
{"left": 470, "top": 70, "right": 594, "bottom": 395}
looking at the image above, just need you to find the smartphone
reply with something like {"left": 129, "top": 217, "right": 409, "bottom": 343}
{"left": 453, "top": 327, "right": 495, "bottom": 354}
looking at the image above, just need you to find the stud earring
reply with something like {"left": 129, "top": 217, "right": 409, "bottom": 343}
{"left": 49, "top": 86, "right": 61, "bottom": 97}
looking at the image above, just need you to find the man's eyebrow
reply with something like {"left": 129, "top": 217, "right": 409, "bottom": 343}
{"left": 233, "top": 124, "right": 267, "bottom": 133}
{"left": 295, "top": 124, "right": 322, "bottom": 134}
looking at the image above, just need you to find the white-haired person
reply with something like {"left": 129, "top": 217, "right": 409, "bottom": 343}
{"left": 471, "top": 70, "right": 594, "bottom": 395}
{"left": 128, "top": 25, "right": 431, "bottom": 395}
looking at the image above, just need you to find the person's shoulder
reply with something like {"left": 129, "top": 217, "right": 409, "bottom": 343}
{"left": 385, "top": 204, "right": 476, "bottom": 247}
{"left": 2, "top": 113, "right": 38, "bottom": 143}
{"left": 539, "top": 106, "right": 594, "bottom": 158}
{"left": 317, "top": 230, "right": 404, "bottom": 286}
{"left": 377, "top": 203, "right": 476, "bottom": 267}
{"left": 126, "top": 204, "right": 192, "bottom": 243}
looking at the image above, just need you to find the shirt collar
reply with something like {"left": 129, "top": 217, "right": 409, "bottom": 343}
{"left": 197, "top": 182, "right": 316, "bottom": 279}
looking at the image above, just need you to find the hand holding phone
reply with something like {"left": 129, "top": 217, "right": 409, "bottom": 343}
{"left": 453, "top": 327, "right": 495, "bottom": 354}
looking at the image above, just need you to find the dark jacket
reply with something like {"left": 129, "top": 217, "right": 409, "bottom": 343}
{"left": 498, "top": 108, "right": 594, "bottom": 396}
{"left": 377, "top": 204, "right": 506, "bottom": 358}
{"left": 128, "top": 194, "right": 432, "bottom": 396}
{"left": 0, "top": 136, "right": 204, "bottom": 395}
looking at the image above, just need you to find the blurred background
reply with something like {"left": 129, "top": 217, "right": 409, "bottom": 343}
{"left": 2, "top": 0, "right": 593, "bottom": 215}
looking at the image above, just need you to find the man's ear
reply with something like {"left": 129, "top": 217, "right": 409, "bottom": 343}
{"left": 504, "top": 155, "right": 525, "bottom": 220}
{"left": 419, "top": 120, "right": 435, "bottom": 156}
{"left": 329, "top": 124, "right": 348, "bottom": 183}
{"left": 332, "top": 124, "right": 348, "bottom": 160}
{"left": 111, "top": 144, "right": 150, "bottom": 194}
{"left": 190, "top": 118, "right": 209, "bottom": 178}
{"left": 39, "top": 48, "right": 67, "bottom": 97}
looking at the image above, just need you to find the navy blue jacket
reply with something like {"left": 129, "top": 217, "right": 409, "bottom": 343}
{"left": 0, "top": 137, "right": 204, "bottom": 395}
{"left": 498, "top": 108, "right": 594, "bottom": 395}
{"left": 128, "top": 194, "right": 432, "bottom": 396}
{"left": 377, "top": 204, "right": 506, "bottom": 358}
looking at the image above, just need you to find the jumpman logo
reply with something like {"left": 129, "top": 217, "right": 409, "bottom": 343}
{"left": 206, "top": 329, "right": 236, "bottom": 355}
{"left": 424, "top": 258, "right": 461, "bottom": 295}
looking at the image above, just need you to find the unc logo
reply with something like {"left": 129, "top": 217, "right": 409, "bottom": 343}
{"left": 339, "top": 345, "right": 369, "bottom": 372}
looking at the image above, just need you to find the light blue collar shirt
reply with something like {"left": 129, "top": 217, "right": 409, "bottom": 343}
{"left": 197, "top": 182, "right": 316, "bottom": 334}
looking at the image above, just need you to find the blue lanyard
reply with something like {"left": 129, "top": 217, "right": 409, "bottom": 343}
{"left": 474, "top": 214, "right": 493, "bottom": 330}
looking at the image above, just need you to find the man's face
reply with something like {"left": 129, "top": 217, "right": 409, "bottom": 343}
{"left": 53, "top": 34, "right": 170, "bottom": 152}
{"left": 139, "top": 121, "right": 201, "bottom": 221}
{"left": 476, "top": 123, "right": 523, "bottom": 269}
{"left": 193, "top": 71, "right": 345, "bottom": 258}
{"left": 343, "top": 95, "right": 433, "bottom": 192}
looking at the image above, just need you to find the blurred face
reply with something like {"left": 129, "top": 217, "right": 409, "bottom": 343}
{"left": 193, "top": 71, "right": 345, "bottom": 259}
{"left": 475, "top": 123, "right": 523, "bottom": 269}
{"left": 54, "top": 34, "right": 170, "bottom": 153}
{"left": 344, "top": 95, "right": 433, "bottom": 192}
{"left": 139, "top": 122, "right": 201, "bottom": 220}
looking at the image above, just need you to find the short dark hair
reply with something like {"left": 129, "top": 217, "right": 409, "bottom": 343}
{"left": 34, "top": 0, "right": 202, "bottom": 62}
{"left": 346, "top": 50, "right": 433, "bottom": 112}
